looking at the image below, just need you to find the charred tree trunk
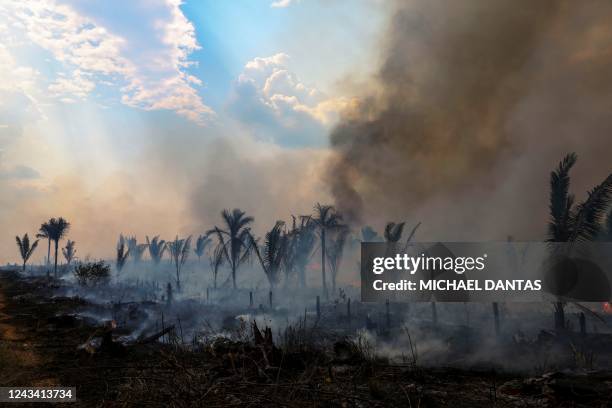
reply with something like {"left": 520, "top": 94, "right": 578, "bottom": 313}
{"left": 431, "top": 302, "right": 438, "bottom": 326}
{"left": 231, "top": 263, "right": 237, "bottom": 290}
{"left": 53, "top": 240, "right": 59, "bottom": 279}
{"left": 492, "top": 302, "right": 500, "bottom": 336}
{"left": 321, "top": 230, "right": 327, "bottom": 299}
{"left": 554, "top": 302, "right": 565, "bottom": 330}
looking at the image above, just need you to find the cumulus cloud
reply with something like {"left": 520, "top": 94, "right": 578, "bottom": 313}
{"left": 228, "top": 53, "right": 355, "bottom": 146}
{"left": 0, "top": 0, "right": 212, "bottom": 123}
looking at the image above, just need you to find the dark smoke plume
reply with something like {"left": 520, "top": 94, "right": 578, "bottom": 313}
{"left": 329, "top": 0, "right": 612, "bottom": 239}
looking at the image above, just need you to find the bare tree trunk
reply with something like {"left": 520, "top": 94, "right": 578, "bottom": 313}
{"left": 46, "top": 239, "right": 51, "bottom": 279}
{"left": 54, "top": 240, "right": 59, "bottom": 279}
{"left": 232, "top": 262, "right": 237, "bottom": 289}
{"left": 321, "top": 229, "right": 327, "bottom": 299}
{"left": 331, "top": 271, "right": 336, "bottom": 295}
{"left": 554, "top": 302, "right": 565, "bottom": 330}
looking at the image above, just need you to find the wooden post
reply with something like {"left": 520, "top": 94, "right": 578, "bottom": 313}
{"left": 161, "top": 312, "right": 165, "bottom": 344}
{"left": 579, "top": 312, "right": 586, "bottom": 337}
{"left": 249, "top": 291, "right": 253, "bottom": 308}
{"left": 431, "top": 302, "right": 438, "bottom": 326}
{"left": 347, "top": 298, "right": 351, "bottom": 328}
{"left": 386, "top": 299, "right": 391, "bottom": 329}
{"left": 269, "top": 290, "right": 273, "bottom": 308}
{"left": 492, "top": 302, "right": 500, "bottom": 336}
{"left": 166, "top": 283, "right": 173, "bottom": 307}
{"left": 316, "top": 296, "right": 320, "bottom": 320}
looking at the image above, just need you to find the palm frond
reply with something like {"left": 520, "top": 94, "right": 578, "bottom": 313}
{"left": 569, "top": 173, "right": 612, "bottom": 242}
{"left": 548, "top": 153, "right": 577, "bottom": 241}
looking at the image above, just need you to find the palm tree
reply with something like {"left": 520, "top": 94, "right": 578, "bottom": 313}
{"left": 62, "top": 240, "right": 76, "bottom": 265}
{"left": 547, "top": 153, "right": 612, "bottom": 329}
{"left": 146, "top": 236, "right": 166, "bottom": 264}
{"left": 251, "top": 221, "right": 287, "bottom": 290}
{"left": 36, "top": 222, "right": 51, "bottom": 268}
{"left": 16, "top": 233, "right": 39, "bottom": 271}
{"left": 116, "top": 235, "right": 130, "bottom": 274}
{"left": 281, "top": 217, "right": 300, "bottom": 286}
{"left": 312, "top": 203, "right": 343, "bottom": 299}
{"left": 208, "top": 209, "right": 254, "bottom": 290}
{"left": 46, "top": 217, "right": 70, "bottom": 278}
{"left": 126, "top": 236, "right": 147, "bottom": 262}
{"left": 360, "top": 226, "right": 381, "bottom": 242}
{"left": 167, "top": 235, "right": 192, "bottom": 291}
{"left": 290, "top": 215, "right": 317, "bottom": 288}
{"left": 209, "top": 245, "right": 224, "bottom": 289}
{"left": 194, "top": 234, "right": 212, "bottom": 262}
{"left": 603, "top": 209, "right": 612, "bottom": 241}
{"left": 326, "top": 225, "right": 349, "bottom": 294}
{"left": 384, "top": 222, "right": 405, "bottom": 243}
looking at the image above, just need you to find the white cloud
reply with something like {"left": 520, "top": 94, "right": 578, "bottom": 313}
{"left": 48, "top": 70, "right": 95, "bottom": 100}
{"left": 0, "top": 0, "right": 212, "bottom": 123}
{"left": 241, "top": 52, "right": 353, "bottom": 124}
{"left": 229, "top": 53, "right": 354, "bottom": 146}
{"left": 0, "top": 43, "right": 44, "bottom": 124}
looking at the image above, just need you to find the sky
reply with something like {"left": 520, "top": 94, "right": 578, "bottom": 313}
{"left": 0, "top": 0, "right": 385, "bottom": 263}
{"left": 2, "top": 0, "right": 612, "bottom": 265}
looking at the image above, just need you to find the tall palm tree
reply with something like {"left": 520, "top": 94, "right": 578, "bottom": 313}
{"left": 62, "top": 240, "right": 76, "bottom": 265}
{"left": 167, "top": 235, "right": 192, "bottom": 291}
{"left": 36, "top": 222, "right": 51, "bottom": 268}
{"left": 146, "top": 236, "right": 166, "bottom": 264}
{"left": 208, "top": 209, "right": 254, "bottom": 290}
{"left": 194, "top": 233, "right": 212, "bottom": 262}
{"left": 290, "top": 215, "right": 317, "bottom": 288}
{"left": 251, "top": 221, "right": 287, "bottom": 290}
{"left": 312, "top": 203, "right": 343, "bottom": 299}
{"left": 548, "top": 153, "right": 612, "bottom": 329}
{"left": 46, "top": 217, "right": 70, "bottom": 278}
{"left": 326, "top": 225, "right": 349, "bottom": 294}
{"left": 16, "top": 233, "right": 39, "bottom": 271}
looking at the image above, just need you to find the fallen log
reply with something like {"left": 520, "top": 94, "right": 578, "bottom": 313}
{"left": 138, "top": 325, "right": 176, "bottom": 344}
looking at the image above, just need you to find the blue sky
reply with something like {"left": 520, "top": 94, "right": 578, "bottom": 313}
{"left": 0, "top": 0, "right": 385, "bottom": 261}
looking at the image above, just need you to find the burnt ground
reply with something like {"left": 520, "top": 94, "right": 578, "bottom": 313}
{"left": 1, "top": 270, "right": 611, "bottom": 407}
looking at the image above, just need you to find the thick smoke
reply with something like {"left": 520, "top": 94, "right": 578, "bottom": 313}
{"left": 329, "top": 0, "right": 612, "bottom": 239}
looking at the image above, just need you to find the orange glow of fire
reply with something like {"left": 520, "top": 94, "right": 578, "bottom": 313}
{"left": 604, "top": 302, "right": 612, "bottom": 314}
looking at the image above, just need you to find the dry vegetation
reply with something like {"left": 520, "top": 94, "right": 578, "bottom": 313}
{"left": 1, "top": 271, "right": 612, "bottom": 407}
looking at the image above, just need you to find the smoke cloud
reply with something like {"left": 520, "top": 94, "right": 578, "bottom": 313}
{"left": 328, "top": 0, "right": 612, "bottom": 239}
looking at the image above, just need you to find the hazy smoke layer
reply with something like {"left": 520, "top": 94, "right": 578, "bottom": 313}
{"left": 329, "top": 0, "right": 612, "bottom": 239}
